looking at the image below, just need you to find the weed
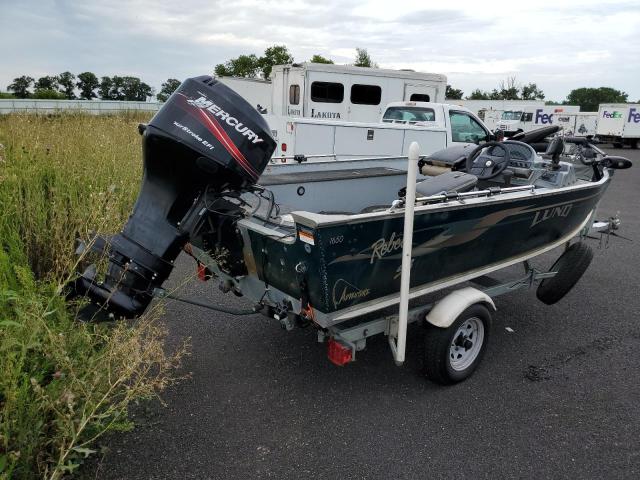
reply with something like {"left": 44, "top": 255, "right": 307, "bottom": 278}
{"left": 0, "top": 112, "right": 188, "bottom": 479}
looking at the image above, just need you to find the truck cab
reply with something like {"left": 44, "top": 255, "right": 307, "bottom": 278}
{"left": 381, "top": 101, "right": 491, "bottom": 145}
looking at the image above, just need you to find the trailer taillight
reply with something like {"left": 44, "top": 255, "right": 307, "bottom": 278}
{"left": 197, "top": 263, "right": 212, "bottom": 281}
{"left": 281, "top": 142, "right": 287, "bottom": 152}
{"left": 328, "top": 338, "right": 352, "bottom": 366}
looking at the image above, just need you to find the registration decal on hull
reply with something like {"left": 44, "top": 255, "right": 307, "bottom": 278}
{"left": 298, "top": 226, "right": 315, "bottom": 245}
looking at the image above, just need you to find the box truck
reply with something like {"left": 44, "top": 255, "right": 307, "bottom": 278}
{"left": 555, "top": 112, "right": 598, "bottom": 137}
{"left": 596, "top": 104, "right": 640, "bottom": 148}
{"left": 495, "top": 105, "right": 580, "bottom": 135}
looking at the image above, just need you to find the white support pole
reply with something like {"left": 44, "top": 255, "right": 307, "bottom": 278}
{"left": 393, "top": 141, "right": 419, "bottom": 365}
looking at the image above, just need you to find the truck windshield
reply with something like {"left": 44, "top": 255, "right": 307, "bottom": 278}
{"left": 501, "top": 111, "right": 523, "bottom": 121}
{"left": 382, "top": 107, "right": 436, "bottom": 123}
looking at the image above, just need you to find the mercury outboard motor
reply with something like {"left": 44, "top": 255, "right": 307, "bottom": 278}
{"left": 71, "top": 76, "right": 276, "bottom": 319}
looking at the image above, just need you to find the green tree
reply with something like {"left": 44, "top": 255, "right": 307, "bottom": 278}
{"left": 492, "top": 76, "right": 520, "bottom": 100}
{"left": 121, "top": 76, "right": 153, "bottom": 101}
{"left": 309, "top": 54, "right": 334, "bottom": 64}
{"left": 258, "top": 45, "right": 294, "bottom": 79}
{"left": 99, "top": 76, "right": 113, "bottom": 99}
{"left": 76, "top": 72, "right": 100, "bottom": 100}
{"left": 32, "top": 89, "right": 66, "bottom": 99}
{"left": 7, "top": 76, "right": 34, "bottom": 98}
{"left": 214, "top": 54, "right": 261, "bottom": 78}
{"left": 446, "top": 84, "right": 464, "bottom": 100}
{"left": 566, "top": 87, "right": 628, "bottom": 111}
{"left": 521, "top": 82, "right": 545, "bottom": 100}
{"left": 214, "top": 63, "right": 232, "bottom": 77}
{"left": 34, "top": 76, "right": 59, "bottom": 92}
{"left": 157, "top": 78, "right": 181, "bottom": 102}
{"left": 354, "top": 48, "right": 377, "bottom": 68}
{"left": 467, "top": 89, "right": 490, "bottom": 100}
{"left": 57, "top": 71, "right": 76, "bottom": 99}
{"left": 109, "top": 76, "right": 126, "bottom": 100}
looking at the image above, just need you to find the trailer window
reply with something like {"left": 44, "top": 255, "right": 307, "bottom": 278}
{"left": 449, "top": 111, "right": 489, "bottom": 143}
{"left": 382, "top": 106, "right": 436, "bottom": 124}
{"left": 310, "top": 82, "right": 344, "bottom": 103}
{"left": 289, "top": 85, "right": 300, "bottom": 105}
{"left": 410, "top": 94, "right": 430, "bottom": 102}
{"left": 350, "top": 84, "right": 382, "bottom": 105}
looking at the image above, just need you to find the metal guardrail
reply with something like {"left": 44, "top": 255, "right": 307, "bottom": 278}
{"left": 0, "top": 99, "right": 162, "bottom": 114}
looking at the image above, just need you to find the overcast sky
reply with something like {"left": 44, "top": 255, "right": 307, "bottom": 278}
{"left": 1, "top": 0, "right": 638, "bottom": 101}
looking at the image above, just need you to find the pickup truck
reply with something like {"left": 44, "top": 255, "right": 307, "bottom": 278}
{"left": 266, "top": 101, "right": 494, "bottom": 164}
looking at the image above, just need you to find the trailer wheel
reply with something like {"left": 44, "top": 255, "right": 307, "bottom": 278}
{"left": 423, "top": 304, "right": 491, "bottom": 385}
{"left": 536, "top": 242, "right": 593, "bottom": 305}
{"left": 630, "top": 140, "right": 639, "bottom": 149}
{"left": 613, "top": 142, "right": 623, "bottom": 149}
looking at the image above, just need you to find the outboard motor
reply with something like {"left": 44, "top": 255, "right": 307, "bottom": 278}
{"left": 71, "top": 76, "right": 276, "bottom": 319}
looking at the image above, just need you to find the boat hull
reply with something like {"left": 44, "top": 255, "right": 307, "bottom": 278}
{"left": 239, "top": 177, "right": 609, "bottom": 325}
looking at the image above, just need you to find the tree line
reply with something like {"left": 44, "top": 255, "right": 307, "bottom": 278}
{"left": 444, "top": 76, "right": 629, "bottom": 111}
{"left": 213, "top": 45, "right": 375, "bottom": 79}
{"left": 3, "top": 45, "right": 632, "bottom": 111}
{"left": 4, "top": 72, "right": 181, "bottom": 102}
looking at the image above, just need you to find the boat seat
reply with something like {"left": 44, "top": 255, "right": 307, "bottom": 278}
{"left": 415, "top": 171, "right": 478, "bottom": 197}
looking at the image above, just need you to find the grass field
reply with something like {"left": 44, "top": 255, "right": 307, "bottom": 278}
{"left": 0, "top": 112, "right": 185, "bottom": 479}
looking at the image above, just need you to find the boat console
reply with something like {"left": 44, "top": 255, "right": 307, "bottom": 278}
{"left": 420, "top": 139, "right": 578, "bottom": 189}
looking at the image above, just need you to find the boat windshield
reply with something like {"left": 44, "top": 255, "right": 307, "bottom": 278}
{"left": 501, "top": 111, "right": 523, "bottom": 121}
{"left": 383, "top": 106, "right": 436, "bottom": 123}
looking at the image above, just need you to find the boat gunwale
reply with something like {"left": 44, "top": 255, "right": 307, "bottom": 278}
{"left": 276, "top": 167, "right": 611, "bottom": 229}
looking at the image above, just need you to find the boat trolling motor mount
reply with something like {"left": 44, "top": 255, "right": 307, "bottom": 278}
{"left": 70, "top": 76, "right": 276, "bottom": 320}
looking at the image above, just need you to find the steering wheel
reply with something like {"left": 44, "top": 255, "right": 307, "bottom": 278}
{"left": 465, "top": 142, "right": 511, "bottom": 180}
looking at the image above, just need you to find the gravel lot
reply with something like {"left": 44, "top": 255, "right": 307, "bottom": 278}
{"left": 86, "top": 146, "right": 640, "bottom": 479}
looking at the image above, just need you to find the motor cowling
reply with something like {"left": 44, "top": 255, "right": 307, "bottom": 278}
{"left": 72, "top": 76, "right": 276, "bottom": 319}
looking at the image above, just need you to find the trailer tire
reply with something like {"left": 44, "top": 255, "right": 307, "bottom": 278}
{"left": 536, "top": 242, "right": 593, "bottom": 305}
{"left": 612, "top": 142, "right": 623, "bottom": 149}
{"left": 423, "top": 304, "right": 491, "bottom": 385}
{"left": 630, "top": 140, "right": 639, "bottom": 150}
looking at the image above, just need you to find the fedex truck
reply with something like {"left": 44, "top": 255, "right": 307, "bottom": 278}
{"left": 447, "top": 100, "right": 545, "bottom": 131}
{"left": 596, "top": 104, "right": 640, "bottom": 148}
{"left": 495, "top": 105, "right": 580, "bottom": 135}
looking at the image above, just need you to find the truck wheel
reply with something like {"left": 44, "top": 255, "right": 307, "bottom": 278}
{"left": 423, "top": 304, "right": 491, "bottom": 385}
{"left": 630, "top": 140, "right": 639, "bottom": 150}
{"left": 613, "top": 142, "right": 623, "bottom": 149}
{"left": 536, "top": 242, "right": 593, "bottom": 305}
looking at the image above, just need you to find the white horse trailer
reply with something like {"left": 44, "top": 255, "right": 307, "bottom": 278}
{"left": 269, "top": 63, "right": 447, "bottom": 123}
{"left": 217, "top": 77, "right": 272, "bottom": 112}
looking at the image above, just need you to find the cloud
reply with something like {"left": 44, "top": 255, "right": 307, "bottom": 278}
{"left": 0, "top": 0, "right": 638, "bottom": 101}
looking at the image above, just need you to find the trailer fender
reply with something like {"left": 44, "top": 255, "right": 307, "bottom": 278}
{"left": 426, "top": 287, "right": 496, "bottom": 328}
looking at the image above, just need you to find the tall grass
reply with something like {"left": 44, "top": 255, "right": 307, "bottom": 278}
{"left": 0, "top": 112, "right": 187, "bottom": 479}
